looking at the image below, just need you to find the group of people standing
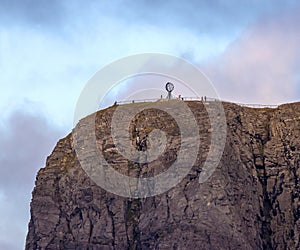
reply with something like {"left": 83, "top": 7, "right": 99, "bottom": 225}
{"left": 177, "top": 95, "right": 207, "bottom": 102}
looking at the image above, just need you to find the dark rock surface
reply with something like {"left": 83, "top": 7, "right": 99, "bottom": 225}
{"left": 26, "top": 101, "right": 300, "bottom": 249}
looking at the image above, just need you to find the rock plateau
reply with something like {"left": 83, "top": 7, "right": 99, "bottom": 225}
{"left": 26, "top": 101, "right": 300, "bottom": 249}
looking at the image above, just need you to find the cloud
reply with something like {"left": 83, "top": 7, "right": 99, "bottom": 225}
{"left": 0, "top": 106, "right": 65, "bottom": 249}
{"left": 2, "top": 0, "right": 296, "bottom": 126}
{"left": 0, "top": 109, "right": 64, "bottom": 189}
{"left": 0, "top": 0, "right": 253, "bottom": 125}
{"left": 0, "top": 0, "right": 64, "bottom": 28}
{"left": 0, "top": 2, "right": 300, "bottom": 249}
{"left": 115, "top": 0, "right": 298, "bottom": 35}
{"left": 2, "top": 0, "right": 296, "bottom": 36}
{"left": 0, "top": 241, "right": 18, "bottom": 250}
{"left": 204, "top": 6, "right": 300, "bottom": 105}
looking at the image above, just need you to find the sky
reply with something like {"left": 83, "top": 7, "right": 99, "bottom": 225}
{"left": 0, "top": 1, "right": 300, "bottom": 249}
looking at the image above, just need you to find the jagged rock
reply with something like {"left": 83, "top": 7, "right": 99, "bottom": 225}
{"left": 26, "top": 101, "right": 300, "bottom": 249}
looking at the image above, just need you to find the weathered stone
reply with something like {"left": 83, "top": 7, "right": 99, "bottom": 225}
{"left": 26, "top": 101, "right": 300, "bottom": 249}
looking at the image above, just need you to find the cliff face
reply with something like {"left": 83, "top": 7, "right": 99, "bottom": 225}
{"left": 26, "top": 101, "right": 300, "bottom": 250}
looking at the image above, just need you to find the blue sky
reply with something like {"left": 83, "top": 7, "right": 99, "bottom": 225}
{"left": 1, "top": 1, "right": 300, "bottom": 249}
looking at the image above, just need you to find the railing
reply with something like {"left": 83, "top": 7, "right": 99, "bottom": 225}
{"left": 115, "top": 98, "right": 160, "bottom": 105}
{"left": 114, "top": 97, "right": 279, "bottom": 109}
{"left": 236, "top": 103, "right": 278, "bottom": 109}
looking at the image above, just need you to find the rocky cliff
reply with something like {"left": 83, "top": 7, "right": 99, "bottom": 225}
{"left": 26, "top": 101, "right": 300, "bottom": 249}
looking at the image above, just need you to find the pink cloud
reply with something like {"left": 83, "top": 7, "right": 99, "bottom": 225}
{"left": 204, "top": 8, "right": 300, "bottom": 105}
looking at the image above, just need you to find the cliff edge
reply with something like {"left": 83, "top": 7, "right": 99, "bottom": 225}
{"left": 26, "top": 101, "right": 300, "bottom": 249}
